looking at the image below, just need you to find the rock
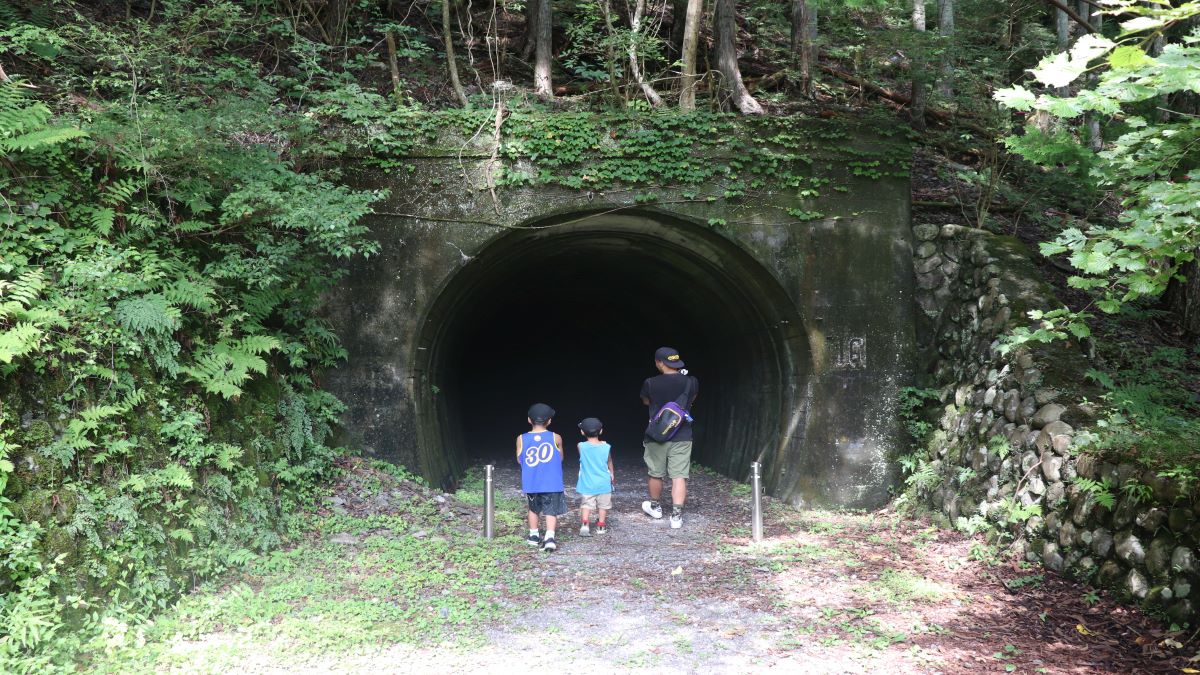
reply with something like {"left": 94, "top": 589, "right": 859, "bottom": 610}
{"left": 1041, "top": 454, "right": 1062, "bottom": 483}
{"left": 1168, "top": 599, "right": 1195, "bottom": 625}
{"left": 327, "top": 496, "right": 346, "bottom": 506}
{"left": 941, "top": 260, "right": 961, "bottom": 279}
{"left": 330, "top": 532, "right": 360, "bottom": 545}
{"left": 1097, "top": 560, "right": 1125, "bottom": 588}
{"left": 1127, "top": 569, "right": 1150, "bottom": 599}
{"left": 913, "top": 223, "right": 940, "bottom": 241}
{"left": 1028, "top": 475, "right": 1046, "bottom": 496}
{"left": 1031, "top": 404, "right": 1066, "bottom": 429}
{"left": 1043, "top": 542, "right": 1064, "bottom": 572}
{"left": 1173, "top": 577, "right": 1191, "bottom": 599}
{"left": 1033, "top": 388, "right": 1061, "bottom": 405}
{"left": 1148, "top": 585, "right": 1173, "bottom": 604}
{"left": 1114, "top": 530, "right": 1146, "bottom": 566}
{"left": 916, "top": 242, "right": 938, "bottom": 258}
{"left": 1072, "top": 493, "right": 1096, "bottom": 526}
{"left": 1146, "top": 536, "right": 1175, "bottom": 580}
{"left": 1111, "top": 497, "right": 1138, "bottom": 530}
{"left": 1075, "top": 556, "right": 1097, "bottom": 577}
{"left": 1003, "top": 391, "right": 1020, "bottom": 422}
{"left": 1059, "top": 521, "right": 1077, "bottom": 548}
{"left": 412, "top": 529, "right": 428, "bottom": 538}
{"left": 1171, "top": 547, "right": 1196, "bottom": 574}
{"left": 983, "top": 386, "right": 998, "bottom": 406}
{"left": 1075, "top": 454, "right": 1098, "bottom": 480}
{"left": 1135, "top": 507, "right": 1166, "bottom": 533}
{"left": 1019, "top": 397, "right": 1038, "bottom": 423}
{"left": 1052, "top": 433, "right": 1072, "bottom": 455}
{"left": 917, "top": 271, "right": 946, "bottom": 290}
{"left": 1092, "top": 528, "right": 1114, "bottom": 558}
{"left": 1169, "top": 508, "right": 1191, "bottom": 533}
{"left": 1046, "top": 480, "right": 1066, "bottom": 505}
{"left": 915, "top": 254, "right": 944, "bottom": 274}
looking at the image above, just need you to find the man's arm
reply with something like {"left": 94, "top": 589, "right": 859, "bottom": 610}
{"left": 640, "top": 378, "right": 650, "bottom": 406}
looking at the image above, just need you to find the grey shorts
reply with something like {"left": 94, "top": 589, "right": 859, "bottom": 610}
{"left": 526, "top": 492, "right": 568, "bottom": 516}
{"left": 579, "top": 493, "right": 612, "bottom": 511}
{"left": 644, "top": 441, "right": 692, "bottom": 479}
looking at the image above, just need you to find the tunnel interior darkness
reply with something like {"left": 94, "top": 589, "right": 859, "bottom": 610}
{"left": 416, "top": 214, "right": 807, "bottom": 481}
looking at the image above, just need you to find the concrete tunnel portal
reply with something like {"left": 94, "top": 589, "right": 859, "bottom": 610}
{"left": 414, "top": 213, "right": 810, "bottom": 484}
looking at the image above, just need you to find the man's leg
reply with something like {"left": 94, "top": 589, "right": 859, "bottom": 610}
{"left": 672, "top": 477, "right": 687, "bottom": 506}
{"left": 643, "top": 442, "right": 667, "bottom": 518}
{"left": 647, "top": 476, "right": 663, "bottom": 501}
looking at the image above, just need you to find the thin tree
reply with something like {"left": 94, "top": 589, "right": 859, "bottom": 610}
{"left": 679, "top": 0, "right": 703, "bottom": 110}
{"left": 936, "top": 0, "right": 954, "bottom": 98}
{"left": 1054, "top": 4, "right": 1069, "bottom": 96}
{"left": 713, "top": 0, "right": 763, "bottom": 114}
{"left": 521, "top": 0, "right": 539, "bottom": 61}
{"left": 441, "top": 0, "right": 469, "bottom": 106}
{"left": 1082, "top": 0, "right": 1101, "bottom": 149}
{"left": 910, "top": 0, "right": 926, "bottom": 130}
{"left": 629, "top": 0, "right": 665, "bottom": 106}
{"left": 790, "top": 0, "right": 818, "bottom": 98}
{"left": 534, "top": 0, "right": 553, "bottom": 98}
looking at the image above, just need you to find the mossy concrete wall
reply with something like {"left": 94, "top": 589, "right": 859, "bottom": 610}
{"left": 324, "top": 115, "right": 915, "bottom": 508}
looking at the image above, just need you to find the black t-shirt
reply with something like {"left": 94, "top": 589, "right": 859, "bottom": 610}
{"left": 640, "top": 373, "right": 699, "bottom": 442}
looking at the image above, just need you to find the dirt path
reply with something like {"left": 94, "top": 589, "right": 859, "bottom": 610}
{"left": 94, "top": 456, "right": 1190, "bottom": 674}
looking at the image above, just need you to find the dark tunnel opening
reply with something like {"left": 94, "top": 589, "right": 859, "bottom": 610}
{"left": 416, "top": 213, "right": 808, "bottom": 482}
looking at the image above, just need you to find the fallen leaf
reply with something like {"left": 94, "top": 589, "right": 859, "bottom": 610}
{"left": 671, "top": 566, "right": 683, "bottom": 576}
{"left": 1076, "top": 624, "right": 1093, "bottom": 636}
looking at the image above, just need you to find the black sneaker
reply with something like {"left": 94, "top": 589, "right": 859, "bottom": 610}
{"left": 526, "top": 533, "right": 541, "bottom": 547}
{"left": 542, "top": 537, "right": 557, "bottom": 552}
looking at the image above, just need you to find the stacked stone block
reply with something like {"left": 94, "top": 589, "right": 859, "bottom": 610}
{"left": 912, "top": 222, "right": 1199, "bottom": 626}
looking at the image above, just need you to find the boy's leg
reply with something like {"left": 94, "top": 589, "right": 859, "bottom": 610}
{"left": 580, "top": 507, "right": 592, "bottom": 524}
{"left": 527, "top": 511, "right": 540, "bottom": 530}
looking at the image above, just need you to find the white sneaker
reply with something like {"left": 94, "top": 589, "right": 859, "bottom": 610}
{"left": 579, "top": 524, "right": 591, "bottom": 537}
{"left": 670, "top": 512, "right": 683, "bottom": 529}
{"left": 641, "top": 501, "right": 663, "bottom": 519}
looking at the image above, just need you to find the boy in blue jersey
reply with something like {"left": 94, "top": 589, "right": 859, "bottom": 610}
{"left": 517, "top": 403, "right": 567, "bottom": 552}
{"left": 576, "top": 417, "right": 615, "bottom": 537}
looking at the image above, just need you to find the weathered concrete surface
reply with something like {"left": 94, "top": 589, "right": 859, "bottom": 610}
{"left": 324, "top": 119, "right": 914, "bottom": 508}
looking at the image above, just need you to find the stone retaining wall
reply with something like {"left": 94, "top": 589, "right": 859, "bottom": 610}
{"left": 911, "top": 222, "right": 1199, "bottom": 626}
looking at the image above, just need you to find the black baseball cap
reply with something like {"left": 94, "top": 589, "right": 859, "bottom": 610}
{"left": 527, "top": 403, "right": 555, "bottom": 423}
{"left": 654, "top": 346, "right": 686, "bottom": 369}
{"left": 578, "top": 417, "right": 604, "bottom": 435}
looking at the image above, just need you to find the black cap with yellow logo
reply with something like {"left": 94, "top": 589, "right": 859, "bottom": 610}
{"left": 654, "top": 347, "right": 686, "bottom": 369}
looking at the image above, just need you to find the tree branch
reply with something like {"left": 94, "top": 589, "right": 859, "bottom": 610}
{"left": 1043, "top": 0, "right": 1096, "bottom": 33}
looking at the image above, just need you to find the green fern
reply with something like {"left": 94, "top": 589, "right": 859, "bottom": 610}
{"left": 115, "top": 293, "right": 181, "bottom": 335}
{"left": 164, "top": 278, "right": 216, "bottom": 311}
{"left": 182, "top": 336, "right": 280, "bottom": 398}
{"left": 0, "top": 81, "right": 85, "bottom": 154}
{"left": 0, "top": 321, "right": 42, "bottom": 362}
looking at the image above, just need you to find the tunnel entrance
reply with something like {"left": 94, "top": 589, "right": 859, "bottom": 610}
{"left": 415, "top": 212, "right": 808, "bottom": 484}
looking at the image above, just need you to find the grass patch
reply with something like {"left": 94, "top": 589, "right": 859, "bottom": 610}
{"left": 858, "top": 569, "right": 952, "bottom": 605}
{"left": 84, "top": 484, "right": 538, "bottom": 672}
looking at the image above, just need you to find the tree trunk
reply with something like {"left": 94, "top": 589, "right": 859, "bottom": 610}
{"left": 1082, "top": 0, "right": 1101, "bottom": 149}
{"left": 1165, "top": 255, "right": 1200, "bottom": 340}
{"left": 679, "top": 0, "right": 703, "bottom": 110}
{"left": 936, "top": 0, "right": 954, "bottom": 98}
{"left": 790, "top": 0, "right": 817, "bottom": 98}
{"left": 440, "top": 0, "right": 470, "bottom": 107}
{"left": 629, "top": 0, "right": 665, "bottom": 107}
{"left": 911, "top": 0, "right": 927, "bottom": 131}
{"left": 1054, "top": 6, "right": 1069, "bottom": 96}
{"left": 520, "top": 0, "right": 539, "bottom": 61}
{"left": 533, "top": 0, "right": 553, "bottom": 98}
{"left": 600, "top": 0, "right": 624, "bottom": 106}
{"left": 713, "top": 0, "right": 763, "bottom": 114}
{"left": 670, "top": 0, "right": 688, "bottom": 60}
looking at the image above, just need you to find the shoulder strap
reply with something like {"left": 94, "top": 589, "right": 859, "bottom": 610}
{"left": 674, "top": 375, "right": 695, "bottom": 409}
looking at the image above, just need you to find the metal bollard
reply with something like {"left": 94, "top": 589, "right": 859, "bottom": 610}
{"left": 750, "top": 461, "right": 763, "bottom": 542}
{"left": 484, "top": 464, "right": 495, "bottom": 539}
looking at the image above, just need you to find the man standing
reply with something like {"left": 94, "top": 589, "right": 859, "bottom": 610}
{"left": 640, "top": 347, "right": 699, "bottom": 529}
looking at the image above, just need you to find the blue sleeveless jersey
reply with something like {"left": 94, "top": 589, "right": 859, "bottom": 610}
{"left": 576, "top": 442, "right": 612, "bottom": 495}
{"left": 519, "top": 431, "right": 563, "bottom": 493}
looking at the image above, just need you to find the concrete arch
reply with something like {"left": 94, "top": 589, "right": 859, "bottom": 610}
{"left": 413, "top": 210, "right": 810, "bottom": 490}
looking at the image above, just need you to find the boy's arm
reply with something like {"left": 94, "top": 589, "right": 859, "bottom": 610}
{"left": 553, "top": 433, "right": 564, "bottom": 456}
{"left": 515, "top": 436, "right": 523, "bottom": 462}
{"left": 608, "top": 454, "right": 615, "bottom": 486}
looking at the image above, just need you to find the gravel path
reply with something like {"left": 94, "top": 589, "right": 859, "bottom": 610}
{"left": 117, "top": 455, "right": 1190, "bottom": 673}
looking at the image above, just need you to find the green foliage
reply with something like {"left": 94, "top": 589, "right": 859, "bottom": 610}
{"left": 995, "top": 2, "right": 1200, "bottom": 315}
{"left": 1073, "top": 477, "right": 1116, "bottom": 510}
{"left": 0, "top": 4, "right": 382, "bottom": 670}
